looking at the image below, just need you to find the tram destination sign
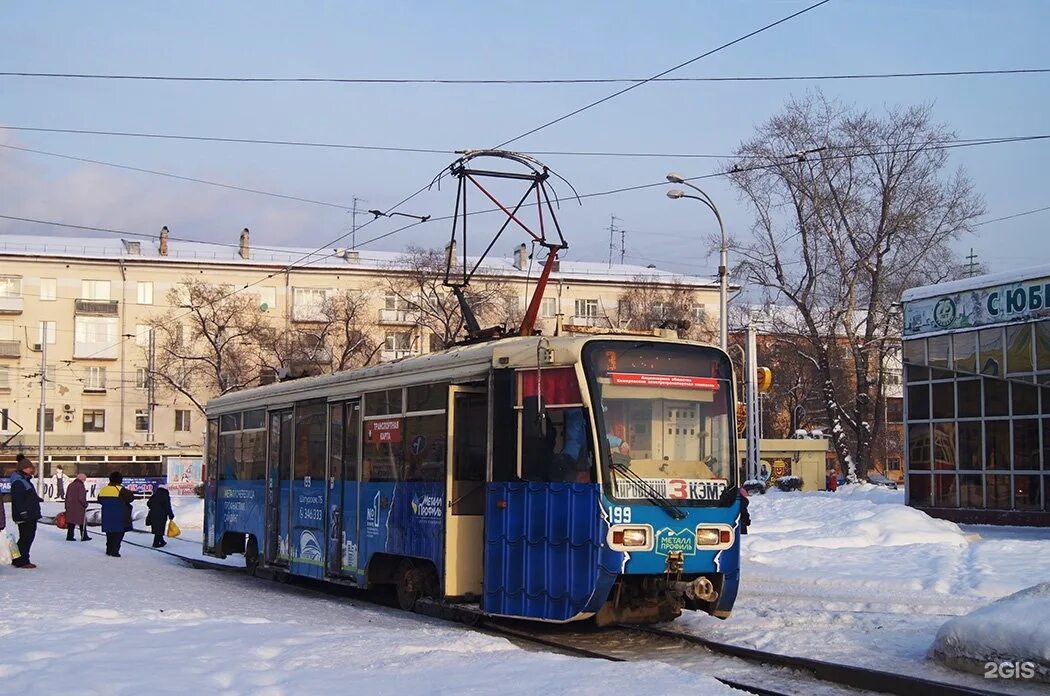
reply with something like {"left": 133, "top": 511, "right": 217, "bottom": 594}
{"left": 904, "top": 274, "right": 1050, "bottom": 337}
{"left": 610, "top": 373, "right": 719, "bottom": 390}
{"left": 614, "top": 477, "right": 728, "bottom": 501}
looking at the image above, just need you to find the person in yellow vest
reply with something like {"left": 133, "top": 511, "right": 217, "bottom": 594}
{"left": 98, "top": 472, "right": 132, "bottom": 557}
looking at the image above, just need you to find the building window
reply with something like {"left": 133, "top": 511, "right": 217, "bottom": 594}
{"left": 84, "top": 366, "right": 107, "bottom": 391}
{"left": 384, "top": 293, "right": 407, "bottom": 311}
{"left": 136, "top": 367, "right": 149, "bottom": 390}
{"left": 0, "top": 365, "right": 10, "bottom": 391}
{"left": 886, "top": 397, "right": 903, "bottom": 423}
{"left": 137, "top": 281, "right": 154, "bottom": 305}
{"left": 175, "top": 409, "right": 192, "bottom": 432}
{"left": 382, "top": 331, "right": 413, "bottom": 360}
{"left": 540, "top": 297, "right": 557, "bottom": 319}
{"left": 82, "top": 409, "right": 106, "bottom": 432}
{"left": 40, "top": 278, "right": 57, "bottom": 301}
{"left": 38, "top": 320, "right": 57, "bottom": 346}
{"left": 81, "top": 279, "right": 111, "bottom": 301}
{"left": 574, "top": 298, "right": 601, "bottom": 325}
{"left": 693, "top": 305, "right": 707, "bottom": 325}
{"left": 292, "top": 287, "right": 330, "bottom": 321}
{"left": 36, "top": 408, "right": 54, "bottom": 432}
{"left": 74, "top": 316, "right": 118, "bottom": 357}
{"left": 259, "top": 287, "right": 277, "bottom": 312}
{"left": 135, "top": 409, "right": 150, "bottom": 432}
{"left": 0, "top": 320, "right": 12, "bottom": 341}
{"left": 0, "top": 276, "right": 22, "bottom": 297}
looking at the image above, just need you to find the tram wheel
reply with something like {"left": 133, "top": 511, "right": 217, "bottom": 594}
{"left": 244, "top": 539, "right": 260, "bottom": 576}
{"left": 395, "top": 560, "right": 422, "bottom": 612}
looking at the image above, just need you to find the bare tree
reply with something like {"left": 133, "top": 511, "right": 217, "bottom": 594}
{"left": 616, "top": 275, "right": 717, "bottom": 341}
{"left": 260, "top": 289, "right": 380, "bottom": 377}
{"left": 728, "top": 92, "right": 984, "bottom": 479}
{"left": 150, "top": 279, "right": 271, "bottom": 413}
{"left": 384, "top": 246, "right": 514, "bottom": 350}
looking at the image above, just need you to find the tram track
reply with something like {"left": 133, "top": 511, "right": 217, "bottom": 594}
{"left": 111, "top": 536, "right": 1023, "bottom": 696}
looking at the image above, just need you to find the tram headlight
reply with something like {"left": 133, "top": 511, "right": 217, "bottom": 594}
{"left": 696, "top": 526, "right": 733, "bottom": 547}
{"left": 608, "top": 525, "right": 653, "bottom": 551}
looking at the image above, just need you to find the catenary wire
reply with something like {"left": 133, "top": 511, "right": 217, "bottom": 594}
{"left": 493, "top": 0, "right": 833, "bottom": 148}
{"left": 1, "top": 68, "right": 1047, "bottom": 84}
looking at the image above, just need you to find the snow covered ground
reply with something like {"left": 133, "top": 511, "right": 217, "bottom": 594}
{"left": 676, "top": 484, "right": 1050, "bottom": 694}
{"left": 0, "top": 501, "right": 740, "bottom": 696}
{"left": 5, "top": 487, "right": 1050, "bottom": 694}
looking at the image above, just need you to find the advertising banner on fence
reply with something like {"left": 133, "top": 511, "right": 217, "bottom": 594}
{"left": 166, "top": 457, "right": 203, "bottom": 496}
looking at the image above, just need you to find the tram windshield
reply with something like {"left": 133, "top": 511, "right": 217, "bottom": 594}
{"left": 583, "top": 341, "right": 735, "bottom": 504}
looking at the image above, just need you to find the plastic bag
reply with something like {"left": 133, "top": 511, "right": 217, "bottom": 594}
{"left": 0, "top": 530, "right": 20, "bottom": 564}
{"left": 55, "top": 511, "right": 68, "bottom": 529}
{"left": 166, "top": 519, "right": 181, "bottom": 538}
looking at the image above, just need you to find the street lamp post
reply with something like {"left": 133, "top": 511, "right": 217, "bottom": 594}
{"left": 665, "top": 174, "right": 728, "bottom": 353}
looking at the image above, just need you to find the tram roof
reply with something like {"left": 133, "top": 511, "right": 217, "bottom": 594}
{"left": 207, "top": 332, "right": 710, "bottom": 415}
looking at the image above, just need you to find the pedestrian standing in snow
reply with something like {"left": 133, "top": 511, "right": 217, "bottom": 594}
{"left": 119, "top": 485, "right": 135, "bottom": 532}
{"left": 64, "top": 472, "right": 91, "bottom": 541}
{"left": 9, "top": 454, "right": 43, "bottom": 568}
{"left": 146, "top": 486, "right": 175, "bottom": 548}
{"left": 98, "top": 472, "right": 129, "bottom": 557}
{"left": 55, "top": 464, "right": 67, "bottom": 500}
{"left": 826, "top": 467, "right": 839, "bottom": 492}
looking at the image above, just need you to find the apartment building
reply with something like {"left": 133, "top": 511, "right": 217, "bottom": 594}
{"left": 0, "top": 229, "right": 722, "bottom": 467}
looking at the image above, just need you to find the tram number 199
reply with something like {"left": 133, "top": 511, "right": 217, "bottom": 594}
{"left": 610, "top": 506, "right": 632, "bottom": 524}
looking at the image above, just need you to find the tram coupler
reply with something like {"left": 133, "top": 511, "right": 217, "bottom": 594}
{"left": 670, "top": 576, "right": 719, "bottom": 603}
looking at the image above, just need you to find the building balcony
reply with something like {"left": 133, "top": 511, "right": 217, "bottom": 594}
{"left": 74, "top": 341, "right": 119, "bottom": 360}
{"left": 380, "top": 349, "right": 416, "bottom": 362}
{"left": 75, "top": 299, "right": 119, "bottom": 316}
{"left": 0, "top": 340, "right": 20, "bottom": 358}
{"left": 0, "top": 296, "right": 23, "bottom": 314}
{"left": 571, "top": 314, "right": 606, "bottom": 327}
{"left": 378, "top": 308, "right": 417, "bottom": 325}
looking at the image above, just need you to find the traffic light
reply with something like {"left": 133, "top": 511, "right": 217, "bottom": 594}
{"left": 756, "top": 367, "right": 773, "bottom": 393}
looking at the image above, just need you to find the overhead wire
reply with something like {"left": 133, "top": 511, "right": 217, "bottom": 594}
{"left": 493, "top": 0, "right": 833, "bottom": 148}
{"left": 1, "top": 68, "right": 1047, "bottom": 84}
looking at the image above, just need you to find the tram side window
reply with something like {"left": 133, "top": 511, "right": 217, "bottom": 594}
{"left": 491, "top": 369, "right": 518, "bottom": 481}
{"left": 402, "top": 414, "right": 446, "bottom": 481}
{"left": 294, "top": 401, "right": 327, "bottom": 482}
{"left": 518, "top": 369, "right": 594, "bottom": 484}
{"left": 363, "top": 417, "right": 403, "bottom": 482}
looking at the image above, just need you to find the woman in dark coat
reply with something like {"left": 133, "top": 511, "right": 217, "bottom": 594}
{"left": 146, "top": 486, "right": 175, "bottom": 548}
{"left": 64, "top": 473, "right": 91, "bottom": 541}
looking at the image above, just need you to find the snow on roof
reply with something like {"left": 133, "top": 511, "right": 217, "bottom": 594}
{"left": 902, "top": 262, "right": 1050, "bottom": 303}
{"left": 0, "top": 233, "right": 718, "bottom": 287}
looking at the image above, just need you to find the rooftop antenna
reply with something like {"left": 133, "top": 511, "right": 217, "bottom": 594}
{"left": 432, "top": 149, "right": 579, "bottom": 341}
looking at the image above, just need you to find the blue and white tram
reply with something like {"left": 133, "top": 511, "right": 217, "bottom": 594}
{"left": 204, "top": 334, "right": 743, "bottom": 624}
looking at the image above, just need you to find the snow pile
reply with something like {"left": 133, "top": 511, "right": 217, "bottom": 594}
{"left": 744, "top": 487, "right": 966, "bottom": 554}
{"left": 929, "top": 583, "right": 1050, "bottom": 683}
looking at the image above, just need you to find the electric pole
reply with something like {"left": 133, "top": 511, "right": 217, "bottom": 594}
{"left": 966, "top": 248, "right": 979, "bottom": 277}
{"left": 37, "top": 335, "right": 47, "bottom": 495}
{"left": 607, "top": 215, "right": 621, "bottom": 267}
{"left": 351, "top": 196, "right": 364, "bottom": 250}
{"left": 147, "top": 328, "right": 156, "bottom": 442}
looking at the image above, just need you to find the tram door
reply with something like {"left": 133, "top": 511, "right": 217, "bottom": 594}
{"left": 445, "top": 387, "right": 487, "bottom": 599}
{"left": 327, "top": 400, "right": 361, "bottom": 578}
{"left": 266, "top": 409, "right": 293, "bottom": 566}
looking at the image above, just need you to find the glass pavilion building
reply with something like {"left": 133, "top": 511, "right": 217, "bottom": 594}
{"left": 902, "top": 266, "right": 1050, "bottom": 525}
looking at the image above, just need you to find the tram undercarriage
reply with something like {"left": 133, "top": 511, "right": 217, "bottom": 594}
{"left": 593, "top": 572, "right": 727, "bottom": 626}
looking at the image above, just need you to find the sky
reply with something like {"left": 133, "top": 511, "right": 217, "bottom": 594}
{"left": 1, "top": 1, "right": 1048, "bottom": 281}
